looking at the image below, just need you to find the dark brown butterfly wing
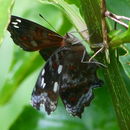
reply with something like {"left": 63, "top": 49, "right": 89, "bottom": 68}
{"left": 8, "top": 15, "right": 103, "bottom": 117}
{"left": 7, "top": 15, "right": 64, "bottom": 59}
{"left": 31, "top": 43, "right": 103, "bottom": 117}
{"left": 31, "top": 47, "right": 62, "bottom": 114}
{"left": 58, "top": 43, "right": 103, "bottom": 118}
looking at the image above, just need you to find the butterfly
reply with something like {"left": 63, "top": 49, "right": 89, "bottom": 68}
{"left": 8, "top": 15, "right": 103, "bottom": 118}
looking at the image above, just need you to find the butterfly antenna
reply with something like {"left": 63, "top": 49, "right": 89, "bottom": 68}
{"left": 39, "top": 14, "right": 59, "bottom": 34}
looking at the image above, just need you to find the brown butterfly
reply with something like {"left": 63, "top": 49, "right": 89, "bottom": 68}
{"left": 8, "top": 15, "right": 103, "bottom": 118}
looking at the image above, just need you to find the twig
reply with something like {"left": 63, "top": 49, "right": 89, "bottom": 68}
{"left": 101, "top": 0, "right": 108, "bottom": 48}
{"left": 101, "top": 0, "right": 110, "bottom": 63}
{"left": 87, "top": 0, "right": 109, "bottom": 62}
{"left": 89, "top": 46, "right": 104, "bottom": 62}
{"left": 105, "top": 10, "right": 130, "bottom": 21}
{"left": 105, "top": 11, "right": 128, "bottom": 28}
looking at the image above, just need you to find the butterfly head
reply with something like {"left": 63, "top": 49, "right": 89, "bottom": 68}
{"left": 64, "top": 33, "right": 81, "bottom": 45}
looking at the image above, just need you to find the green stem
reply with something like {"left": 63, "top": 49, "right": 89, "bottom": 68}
{"left": 80, "top": 0, "right": 130, "bottom": 129}
{"left": 104, "top": 50, "right": 130, "bottom": 129}
{"left": 80, "top": 0, "right": 102, "bottom": 43}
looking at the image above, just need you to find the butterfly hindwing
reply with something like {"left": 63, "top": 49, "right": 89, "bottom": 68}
{"left": 32, "top": 42, "right": 103, "bottom": 117}
{"left": 31, "top": 49, "right": 62, "bottom": 114}
{"left": 57, "top": 43, "right": 103, "bottom": 117}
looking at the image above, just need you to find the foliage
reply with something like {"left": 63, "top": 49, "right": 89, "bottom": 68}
{"left": 0, "top": 0, "right": 14, "bottom": 44}
{"left": 0, "top": 0, "right": 130, "bottom": 130}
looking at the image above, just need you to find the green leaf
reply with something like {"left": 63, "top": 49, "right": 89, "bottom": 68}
{"left": 117, "top": 47, "right": 127, "bottom": 56}
{"left": 0, "top": 52, "right": 43, "bottom": 105}
{"left": 10, "top": 106, "right": 86, "bottom": 130}
{"left": 106, "top": 0, "right": 130, "bottom": 47}
{"left": 0, "top": 70, "right": 39, "bottom": 130}
{"left": 120, "top": 44, "right": 130, "bottom": 78}
{"left": 0, "top": 35, "right": 14, "bottom": 87}
{"left": 106, "top": 0, "right": 130, "bottom": 16}
{"left": 0, "top": 0, "right": 14, "bottom": 44}
{"left": 39, "top": 0, "right": 88, "bottom": 39}
{"left": 64, "top": 0, "right": 81, "bottom": 7}
{"left": 109, "top": 24, "right": 130, "bottom": 47}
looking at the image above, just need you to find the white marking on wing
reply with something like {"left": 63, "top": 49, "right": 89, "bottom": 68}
{"left": 12, "top": 22, "right": 18, "bottom": 25}
{"left": 41, "top": 69, "right": 45, "bottom": 76}
{"left": 13, "top": 25, "right": 19, "bottom": 28}
{"left": 58, "top": 65, "right": 63, "bottom": 74}
{"left": 53, "top": 82, "right": 59, "bottom": 93}
{"left": 41, "top": 78, "right": 46, "bottom": 88}
{"left": 16, "top": 19, "right": 21, "bottom": 22}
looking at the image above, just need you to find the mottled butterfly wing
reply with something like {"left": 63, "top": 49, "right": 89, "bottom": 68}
{"left": 31, "top": 45, "right": 73, "bottom": 114}
{"left": 8, "top": 15, "right": 64, "bottom": 59}
{"left": 32, "top": 42, "right": 103, "bottom": 117}
{"left": 39, "top": 47, "right": 60, "bottom": 61}
{"left": 31, "top": 50, "right": 61, "bottom": 114}
{"left": 58, "top": 43, "right": 103, "bottom": 118}
{"left": 8, "top": 15, "right": 103, "bottom": 117}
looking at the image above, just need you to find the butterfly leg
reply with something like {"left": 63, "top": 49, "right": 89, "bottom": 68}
{"left": 81, "top": 50, "right": 107, "bottom": 68}
{"left": 88, "top": 45, "right": 104, "bottom": 62}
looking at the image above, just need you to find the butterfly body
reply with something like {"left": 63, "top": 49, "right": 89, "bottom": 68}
{"left": 8, "top": 15, "right": 103, "bottom": 118}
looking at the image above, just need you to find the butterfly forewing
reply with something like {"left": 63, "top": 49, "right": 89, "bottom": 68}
{"left": 8, "top": 16, "right": 63, "bottom": 52}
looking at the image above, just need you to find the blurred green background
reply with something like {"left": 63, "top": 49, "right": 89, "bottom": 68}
{"left": 1, "top": 0, "right": 130, "bottom": 130}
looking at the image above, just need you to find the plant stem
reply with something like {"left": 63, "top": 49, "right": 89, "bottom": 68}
{"left": 80, "top": 0, "right": 130, "bottom": 129}
{"left": 105, "top": 10, "right": 129, "bottom": 29}
{"left": 104, "top": 49, "right": 130, "bottom": 129}
{"left": 80, "top": 0, "right": 102, "bottom": 44}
